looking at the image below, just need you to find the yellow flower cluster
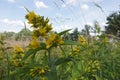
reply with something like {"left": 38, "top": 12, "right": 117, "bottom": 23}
{"left": 26, "top": 11, "right": 52, "bottom": 37}
{"left": 29, "top": 36, "right": 40, "bottom": 49}
{"left": 12, "top": 44, "right": 25, "bottom": 67}
{"left": 68, "top": 46, "right": 80, "bottom": 57}
{"left": 26, "top": 11, "right": 54, "bottom": 49}
{"left": 25, "top": 11, "right": 41, "bottom": 28}
{"left": 30, "top": 66, "right": 50, "bottom": 78}
{"left": 86, "top": 60, "right": 100, "bottom": 77}
{"left": 11, "top": 59, "right": 23, "bottom": 67}
{"left": 45, "top": 33, "right": 64, "bottom": 49}
{"left": 73, "top": 46, "right": 80, "bottom": 53}
{"left": 13, "top": 44, "right": 24, "bottom": 54}
{"left": 78, "top": 35, "right": 87, "bottom": 45}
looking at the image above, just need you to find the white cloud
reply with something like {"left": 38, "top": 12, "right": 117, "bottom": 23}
{"left": 0, "top": 18, "right": 31, "bottom": 32}
{"left": 61, "top": 4, "right": 66, "bottom": 7}
{"left": 101, "top": 22, "right": 106, "bottom": 26}
{"left": 86, "top": 22, "right": 93, "bottom": 26}
{"left": 64, "top": 0, "right": 102, "bottom": 6}
{"left": 81, "top": 0, "right": 103, "bottom": 2}
{"left": 53, "top": 25, "right": 73, "bottom": 32}
{"left": 55, "top": 13, "right": 63, "bottom": 18}
{"left": 8, "top": 0, "right": 15, "bottom": 3}
{"left": 66, "top": 0, "right": 77, "bottom": 5}
{"left": 34, "top": 0, "right": 48, "bottom": 9}
{"left": 61, "top": 0, "right": 103, "bottom": 8}
{"left": 81, "top": 4, "right": 89, "bottom": 10}
{"left": 1, "top": 18, "right": 24, "bottom": 26}
{"left": 67, "top": 0, "right": 77, "bottom": 4}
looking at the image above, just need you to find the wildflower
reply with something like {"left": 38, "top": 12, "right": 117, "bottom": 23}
{"left": 32, "top": 35, "right": 38, "bottom": 39}
{"left": 40, "top": 68, "right": 45, "bottom": 74}
{"left": 30, "top": 67, "right": 38, "bottom": 77}
{"left": 73, "top": 46, "right": 79, "bottom": 52}
{"left": 11, "top": 60, "right": 20, "bottom": 67}
{"left": 103, "top": 37, "right": 109, "bottom": 42}
{"left": 25, "top": 11, "right": 36, "bottom": 24}
{"left": 45, "top": 33, "right": 64, "bottom": 49}
{"left": 29, "top": 38, "right": 40, "bottom": 49}
{"left": 45, "top": 23, "right": 52, "bottom": 32}
{"left": 68, "top": 52, "right": 72, "bottom": 57}
{"left": 30, "top": 67, "right": 49, "bottom": 78}
{"left": 20, "top": 53, "right": 24, "bottom": 58}
{"left": 78, "top": 35, "right": 86, "bottom": 45}
{"left": 39, "top": 27, "right": 47, "bottom": 37}
{"left": 13, "top": 44, "right": 24, "bottom": 54}
{"left": 25, "top": 11, "right": 41, "bottom": 28}
{"left": 81, "top": 76, "right": 85, "bottom": 80}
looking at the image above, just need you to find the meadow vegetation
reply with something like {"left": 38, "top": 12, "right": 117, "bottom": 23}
{"left": 0, "top": 9, "right": 120, "bottom": 80}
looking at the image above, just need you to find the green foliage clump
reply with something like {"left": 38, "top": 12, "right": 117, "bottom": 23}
{"left": 105, "top": 10, "right": 120, "bottom": 37}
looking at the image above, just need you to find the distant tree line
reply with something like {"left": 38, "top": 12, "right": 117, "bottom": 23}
{"left": 105, "top": 10, "right": 120, "bottom": 37}
{"left": 0, "top": 28, "right": 31, "bottom": 41}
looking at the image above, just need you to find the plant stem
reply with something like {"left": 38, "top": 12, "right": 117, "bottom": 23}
{"left": 6, "top": 53, "right": 10, "bottom": 80}
{"left": 59, "top": 45, "right": 67, "bottom": 57}
{"left": 48, "top": 49, "right": 51, "bottom": 67}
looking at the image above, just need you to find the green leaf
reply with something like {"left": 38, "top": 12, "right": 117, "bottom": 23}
{"left": 22, "top": 48, "right": 38, "bottom": 61}
{"left": 47, "top": 66, "right": 57, "bottom": 80}
{"left": 58, "top": 29, "right": 72, "bottom": 36}
{"left": 22, "top": 42, "right": 48, "bottom": 61}
{"left": 59, "top": 45, "right": 67, "bottom": 57}
{"left": 63, "top": 40, "right": 79, "bottom": 45}
{"left": 54, "top": 57, "right": 75, "bottom": 66}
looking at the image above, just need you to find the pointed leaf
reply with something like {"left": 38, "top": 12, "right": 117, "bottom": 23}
{"left": 54, "top": 57, "right": 75, "bottom": 66}
{"left": 58, "top": 29, "right": 72, "bottom": 36}
{"left": 22, "top": 48, "right": 38, "bottom": 61}
{"left": 63, "top": 40, "right": 79, "bottom": 45}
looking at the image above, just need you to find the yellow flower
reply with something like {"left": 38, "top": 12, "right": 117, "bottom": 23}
{"left": 56, "top": 36, "right": 64, "bottom": 44}
{"left": 45, "top": 33, "right": 64, "bottom": 49}
{"left": 13, "top": 44, "right": 24, "bottom": 54}
{"left": 68, "top": 52, "right": 72, "bottom": 56}
{"left": 20, "top": 53, "right": 24, "bottom": 58}
{"left": 81, "top": 76, "right": 85, "bottom": 80}
{"left": 25, "top": 11, "right": 36, "bottom": 24}
{"left": 45, "top": 23, "right": 52, "bottom": 32}
{"left": 25, "top": 11, "right": 41, "bottom": 28}
{"left": 39, "top": 27, "right": 47, "bottom": 37}
{"left": 29, "top": 38, "right": 40, "bottom": 49}
{"left": 40, "top": 77, "right": 47, "bottom": 80}
{"left": 103, "top": 37, "right": 109, "bottom": 42}
{"left": 32, "top": 29, "right": 40, "bottom": 38}
{"left": 45, "top": 33, "right": 56, "bottom": 48}
{"left": 11, "top": 60, "right": 20, "bottom": 67}
{"left": 40, "top": 69, "right": 45, "bottom": 74}
{"left": 32, "top": 35, "right": 38, "bottom": 40}
{"left": 30, "top": 67, "right": 47, "bottom": 77}
{"left": 73, "top": 46, "right": 79, "bottom": 52}
{"left": 78, "top": 35, "right": 87, "bottom": 45}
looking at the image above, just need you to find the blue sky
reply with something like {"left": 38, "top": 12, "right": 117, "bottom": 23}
{"left": 0, "top": 0, "right": 120, "bottom": 32}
